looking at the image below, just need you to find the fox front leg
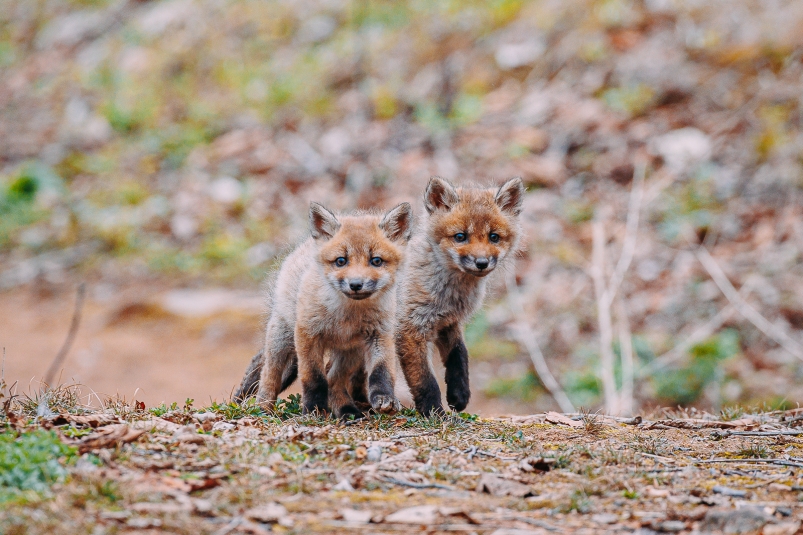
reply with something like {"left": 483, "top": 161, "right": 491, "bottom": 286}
{"left": 367, "top": 335, "right": 401, "bottom": 414}
{"left": 295, "top": 328, "right": 330, "bottom": 415}
{"left": 436, "top": 324, "right": 470, "bottom": 412}
{"left": 397, "top": 329, "right": 444, "bottom": 416}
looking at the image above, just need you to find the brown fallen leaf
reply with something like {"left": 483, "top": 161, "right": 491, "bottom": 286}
{"left": 476, "top": 473, "right": 534, "bottom": 497}
{"left": 70, "top": 424, "right": 145, "bottom": 453}
{"left": 47, "top": 413, "right": 121, "bottom": 428}
{"left": 384, "top": 505, "right": 439, "bottom": 525}
{"left": 245, "top": 502, "right": 288, "bottom": 523}
{"left": 544, "top": 412, "right": 583, "bottom": 428}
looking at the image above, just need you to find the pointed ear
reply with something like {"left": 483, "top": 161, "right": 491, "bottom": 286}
{"left": 424, "top": 176, "right": 459, "bottom": 214}
{"left": 309, "top": 202, "right": 340, "bottom": 240}
{"left": 494, "top": 177, "right": 524, "bottom": 216}
{"left": 380, "top": 202, "right": 413, "bottom": 243}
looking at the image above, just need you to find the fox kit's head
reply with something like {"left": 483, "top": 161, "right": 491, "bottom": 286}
{"left": 424, "top": 176, "right": 523, "bottom": 277}
{"left": 310, "top": 202, "right": 413, "bottom": 300}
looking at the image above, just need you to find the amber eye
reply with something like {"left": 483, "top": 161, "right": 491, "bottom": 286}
{"left": 335, "top": 257, "right": 347, "bottom": 267}
{"left": 454, "top": 233, "right": 467, "bottom": 242}
{"left": 489, "top": 233, "right": 500, "bottom": 243}
{"left": 370, "top": 257, "right": 383, "bottom": 267}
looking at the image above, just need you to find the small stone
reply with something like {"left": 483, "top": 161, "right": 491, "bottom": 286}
{"left": 592, "top": 513, "right": 618, "bottom": 524}
{"left": 653, "top": 520, "right": 686, "bottom": 533}
{"left": 340, "top": 508, "right": 372, "bottom": 524}
{"left": 366, "top": 444, "right": 382, "bottom": 462}
{"left": 384, "top": 505, "right": 438, "bottom": 525}
{"left": 332, "top": 479, "right": 354, "bottom": 491}
{"left": 767, "top": 482, "right": 792, "bottom": 492}
{"left": 208, "top": 176, "right": 243, "bottom": 204}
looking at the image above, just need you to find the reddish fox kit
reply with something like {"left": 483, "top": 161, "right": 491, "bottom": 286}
{"left": 397, "top": 176, "right": 524, "bottom": 415}
{"left": 240, "top": 202, "right": 412, "bottom": 418}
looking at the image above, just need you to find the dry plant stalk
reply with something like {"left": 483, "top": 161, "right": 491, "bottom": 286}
{"left": 505, "top": 269, "right": 575, "bottom": 413}
{"left": 44, "top": 283, "right": 86, "bottom": 387}
{"left": 590, "top": 161, "right": 645, "bottom": 416}
{"left": 694, "top": 245, "right": 803, "bottom": 362}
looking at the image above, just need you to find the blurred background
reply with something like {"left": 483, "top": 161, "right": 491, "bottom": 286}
{"left": 1, "top": 0, "right": 803, "bottom": 415}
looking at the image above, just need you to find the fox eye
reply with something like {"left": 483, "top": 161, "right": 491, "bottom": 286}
{"left": 454, "top": 233, "right": 467, "bottom": 242}
{"left": 489, "top": 233, "right": 500, "bottom": 243}
{"left": 370, "top": 257, "right": 383, "bottom": 267}
{"left": 334, "top": 257, "right": 347, "bottom": 267}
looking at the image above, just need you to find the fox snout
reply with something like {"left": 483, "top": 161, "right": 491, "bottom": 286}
{"left": 339, "top": 278, "right": 378, "bottom": 299}
{"left": 460, "top": 255, "right": 497, "bottom": 276}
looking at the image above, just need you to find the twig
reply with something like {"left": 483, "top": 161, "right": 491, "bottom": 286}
{"left": 640, "top": 452, "right": 676, "bottom": 465}
{"left": 590, "top": 162, "right": 646, "bottom": 414}
{"left": 505, "top": 270, "right": 575, "bottom": 413}
{"left": 213, "top": 517, "right": 243, "bottom": 535}
{"left": 591, "top": 219, "right": 617, "bottom": 414}
{"left": 44, "top": 283, "right": 86, "bottom": 387}
{"left": 388, "top": 429, "right": 439, "bottom": 440}
{"left": 715, "top": 430, "right": 803, "bottom": 437}
{"left": 694, "top": 246, "right": 803, "bottom": 362}
{"left": 695, "top": 458, "right": 803, "bottom": 469}
{"left": 616, "top": 297, "right": 634, "bottom": 416}
{"left": 379, "top": 476, "right": 454, "bottom": 491}
{"left": 608, "top": 161, "right": 646, "bottom": 301}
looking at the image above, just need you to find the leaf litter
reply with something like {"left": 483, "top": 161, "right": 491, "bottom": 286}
{"left": 3, "top": 399, "right": 803, "bottom": 533}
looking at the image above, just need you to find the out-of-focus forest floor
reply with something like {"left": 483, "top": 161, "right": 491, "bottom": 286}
{"left": 4, "top": 393, "right": 803, "bottom": 534}
{"left": 2, "top": 0, "right": 803, "bottom": 412}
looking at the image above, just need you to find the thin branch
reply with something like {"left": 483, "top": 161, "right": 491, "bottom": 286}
{"left": 44, "top": 283, "right": 86, "bottom": 387}
{"left": 616, "top": 297, "right": 634, "bottom": 416}
{"left": 591, "top": 220, "right": 617, "bottom": 414}
{"left": 695, "top": 246, "right": 803, "bottom": 362}
{"left": 607, "top": 161, "right": 646, "bottom": 301}
{"left": 505, "top": 270, "right": 575, "bottom": 413}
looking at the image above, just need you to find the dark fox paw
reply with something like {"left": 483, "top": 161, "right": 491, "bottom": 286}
{"left": 446, "top": 385, "right": 470, "bottom": 413}
{"left": 370, "top": 394, "right": 401, "bottom": 415}
{"left": 335, "top": 404, "right": 364, "bottom": 421}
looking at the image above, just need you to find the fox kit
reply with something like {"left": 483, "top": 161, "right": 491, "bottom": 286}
{"left": 242, "top": 202, "right": 412, "bottom": 418}
{"left": 397, "top": 176, "right": 523, "bottom": 415}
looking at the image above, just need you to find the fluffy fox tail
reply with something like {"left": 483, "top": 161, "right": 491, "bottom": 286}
{"left": 233, "top": 350, "right": 299, "bottom": 403}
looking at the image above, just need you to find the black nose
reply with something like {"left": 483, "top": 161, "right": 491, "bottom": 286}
{"left": 475, "top": 258, "right": 489, "bottom": 270}
{"left": 349, "top": 281, "right": 363, "bottom": 292}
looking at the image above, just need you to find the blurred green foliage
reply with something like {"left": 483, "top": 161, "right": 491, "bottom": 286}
{"left": 653, "top": 329, "right": 740, "bottom": 405}
{"left": 0, "top": 430, "right": 76, "bottom": 502}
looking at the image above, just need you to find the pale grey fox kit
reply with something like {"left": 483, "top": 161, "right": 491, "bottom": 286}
{"left": 236, "top": 202, "right": 412, "bottom": 418}
{"left": 396, "top": 176, "right": 524, "bottom": 415}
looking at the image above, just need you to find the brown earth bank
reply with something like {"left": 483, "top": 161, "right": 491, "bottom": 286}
{"left": 3, "top": 402, "right": 803, "bottom": 534}
{"left": 0, "top": 281, "right": 536, "bottom": 416}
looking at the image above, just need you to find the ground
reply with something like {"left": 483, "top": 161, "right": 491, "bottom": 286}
{"left": 2, "top": 392, "right": 803, "bottom": 534}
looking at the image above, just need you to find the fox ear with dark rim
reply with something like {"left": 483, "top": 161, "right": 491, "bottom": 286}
{"left": 309, "top": 202, "right": 340, "bottom": 240}
{"left": 495, "top": 177, "right": 524, "bottom": 216}
{"left": 380, "top": 202, "right": 413, "bottom": 243}
{"left": 424, "top": 176, "right": 459, "bottom": 214}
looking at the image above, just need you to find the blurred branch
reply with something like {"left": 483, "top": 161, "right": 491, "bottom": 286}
{"left": 615, "top": 297, "right": 634, "bottom": 416}
{"left": 44, "top": 283, "right": 86, "bottom": 387}
{"left": 591, "top": 161, "right": 646, "bottom": 415}
{"left": 591, "top": 221, "right": 618, "bottom": 414}
{"left": 505, "top": 270, "right": 575, "bottom": 414}
{"left": 641, "top": 279, "right": 757, "bottom": 377}
{"left": 695, "top": 246, "right": 803, "bottom": 362}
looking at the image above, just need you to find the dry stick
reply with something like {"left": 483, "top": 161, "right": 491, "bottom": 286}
{"left": 695, "top": 458, "right": 803, "bottom": 469}
{"left": 44, "top": 283, "right": 86, "bottom": 387}
{"left": 505, "top": 270, "right": 575, "bottom": 413}
{"left": 591, "top": 162, "right": 646, "bottom": 415}
{"left": 640, "top": 278, "right": 756, "bottom": 376}
{"left": 616, "top": 297, "right": 634, "bottom": 416}
{"left": 695, "top": 246, "right": 803, "bottom": 362}
{"left": 591, "top": 221, "right": 618, "bottom": 414}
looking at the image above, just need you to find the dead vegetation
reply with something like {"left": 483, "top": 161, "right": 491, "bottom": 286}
{"left": 3, "top": 387, "right": 803, "bottom": 534}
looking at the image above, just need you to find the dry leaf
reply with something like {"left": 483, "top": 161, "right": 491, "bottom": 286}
{"left": 340, "top": 508, "right": 372, "bottom": 524}
{"left": 544, "top": 412, "right": 582, "bottom": 428}
{"left": 384, "top": 505, "right": 438, "bottom": 525}
{"left": 48, "top": 413, "right": 121, "bottom": 428}
{"left": 476, "top": 474, "right": 534, "bottom": 497}
{"left": 245, "top": 502, "right": 288, "bottom": 523}
{"left": 71, "top": 424, "right": 145, "bottom": 453}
